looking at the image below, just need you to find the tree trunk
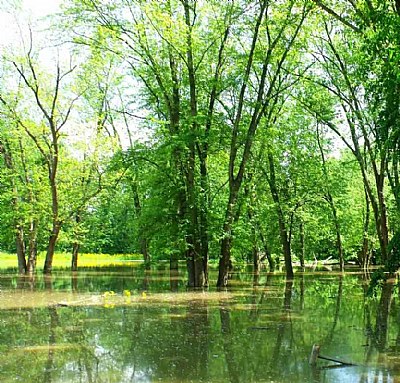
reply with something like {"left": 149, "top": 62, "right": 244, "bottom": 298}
{"left": 170, "top": 253, "right": 179, "bottom": 272}
{"left": 253, "top": 243, "right": 260, "bottom": 274}
{"left": 19, "top": 139, "right": 38, "bottom": 274}
{"left": 198, "top": 15, "right": 231, "bottom": 288}
{"left": 27, "top": 219, "right": 38, "bottom": 274}
{"left": 267, "top": 152, "right": 294, "bottom": 278}
{"left": 183, "top": 0, "right": 205, "bottom": 287}
{"left": 199, "top": 154, "right": 209, "bottom": 286}
{"left": 71, "top": 213, "right": 81, "bottom": 272}
{"left": 185, "top": 143, "right": 203, "bottom": 287}
{"left": 16, "top": 224, "right": 27, "bottom": 274}
{"left": 299, "top": 220, "right": 305, "bottom": 269}
{"left": 44, "top": 223, "right": 61, "bottom": 274}
{"left": 217, "top": 1, "right": 269, "bottom": 287}
{"left": 165, "top": 10, "right": 183, "bottom": 275}
{"left": 217, "top": 188, "right": 239, "bottom": 287}
{"left": 140, "top": 238, "right": 150, "bottom": 270}
{"left": 71, "top": 242, "right": 79, "bottom": 272}
{"left": 377, "top": 177, "right": 389, "bottom": 264}
{"left": 258, "top": 225, "right": 275, "bottom": 271}
{"left": 357, "top": 154, "right": 388, "bottom": 265}
{"left": 361, "top": 188, "right": 370, "bottom": 269}
{"left": 43, "top": 122, "right": 61, "bottom": 274}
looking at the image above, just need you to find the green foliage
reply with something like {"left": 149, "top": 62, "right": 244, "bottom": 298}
{"left": 1, "top": 0, "right": 400, "bottom": 284}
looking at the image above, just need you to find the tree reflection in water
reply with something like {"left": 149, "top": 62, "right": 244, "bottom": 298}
{"left": 0, "top": 267, "right": 399, "bottom": 382}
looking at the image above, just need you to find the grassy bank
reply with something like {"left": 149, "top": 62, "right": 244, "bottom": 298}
{"left": 0, "top": 252, "right": 143, "bottom": 270}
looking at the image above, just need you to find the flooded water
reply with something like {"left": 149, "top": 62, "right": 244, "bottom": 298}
{"left": 0, "top": 264, "right": 399, "bottom": 382}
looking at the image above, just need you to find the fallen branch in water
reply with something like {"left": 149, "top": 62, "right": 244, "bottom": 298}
{"left": 309, "top": 344, "right": 357, "bottom": 367}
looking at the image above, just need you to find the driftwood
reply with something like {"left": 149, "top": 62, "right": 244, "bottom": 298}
{"left": 309, "top": 344, "right": 357, "bottom": 367}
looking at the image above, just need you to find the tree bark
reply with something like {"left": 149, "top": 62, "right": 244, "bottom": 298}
{"left": 71, "top": 242, "right": 79, "bottom": 272}
{"left": 44, "top": 170, "right": 61, "bottom": 274}
{"left": 299, "top": 220, "right": 305, "bottom": 269}
{"left": 197, "top": 8, "right": 231, "bottom": 287}
{"left": 27, "top": 219, "right": 38, "bottom": 274}
{"left": 267, "top": 151, "right": 294, "bottom": 278}
{"left": 44, "top": 223, "right": 61, "bottom": 274}
{"left": 258, "top": 228, "right": 275, "bottom": 271}
{"left": 15, "top": 225, "right": 27, "bottom": 274}
{"left": 217, "top": 187, "right": 240, "bottom": 287}
{"left": 361, "top": 187, "right": 370, "bottom": 269}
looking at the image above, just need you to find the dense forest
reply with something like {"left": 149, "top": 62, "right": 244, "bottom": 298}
{"left": 0, "top": 0, "right": 399, "bottom": 287}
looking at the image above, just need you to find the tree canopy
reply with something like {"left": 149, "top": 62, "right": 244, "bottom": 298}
{"left": 0, "top": 0, "right": 399, "bottom": 286}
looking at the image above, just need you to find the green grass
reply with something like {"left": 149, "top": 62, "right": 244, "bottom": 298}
{"left": 0, "top": 252, "right": 143, "bottom": 270}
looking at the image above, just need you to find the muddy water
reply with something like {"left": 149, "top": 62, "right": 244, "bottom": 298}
{"left": 0, "top": 265, "right": 398, "bottom": 382}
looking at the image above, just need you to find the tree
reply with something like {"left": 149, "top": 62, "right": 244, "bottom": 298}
{"left": 64, "top": 0, "right": 240, "bottom": 286}
{"left": 308, "top": 0, "right": 400, "bottom": 269}
{"left": 217, "top": 0, "right": 309, "bottom": 285}
{"left": 0, "top": 36, "right": 81, "bottom": 273}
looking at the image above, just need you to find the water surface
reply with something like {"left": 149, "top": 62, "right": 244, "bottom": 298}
{"left": 0, "top": 265, "right": 398, "bottom": 382}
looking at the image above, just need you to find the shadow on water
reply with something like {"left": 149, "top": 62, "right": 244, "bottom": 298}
{"left": 0, "top": 265, "right": 399, "bottom": 382}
